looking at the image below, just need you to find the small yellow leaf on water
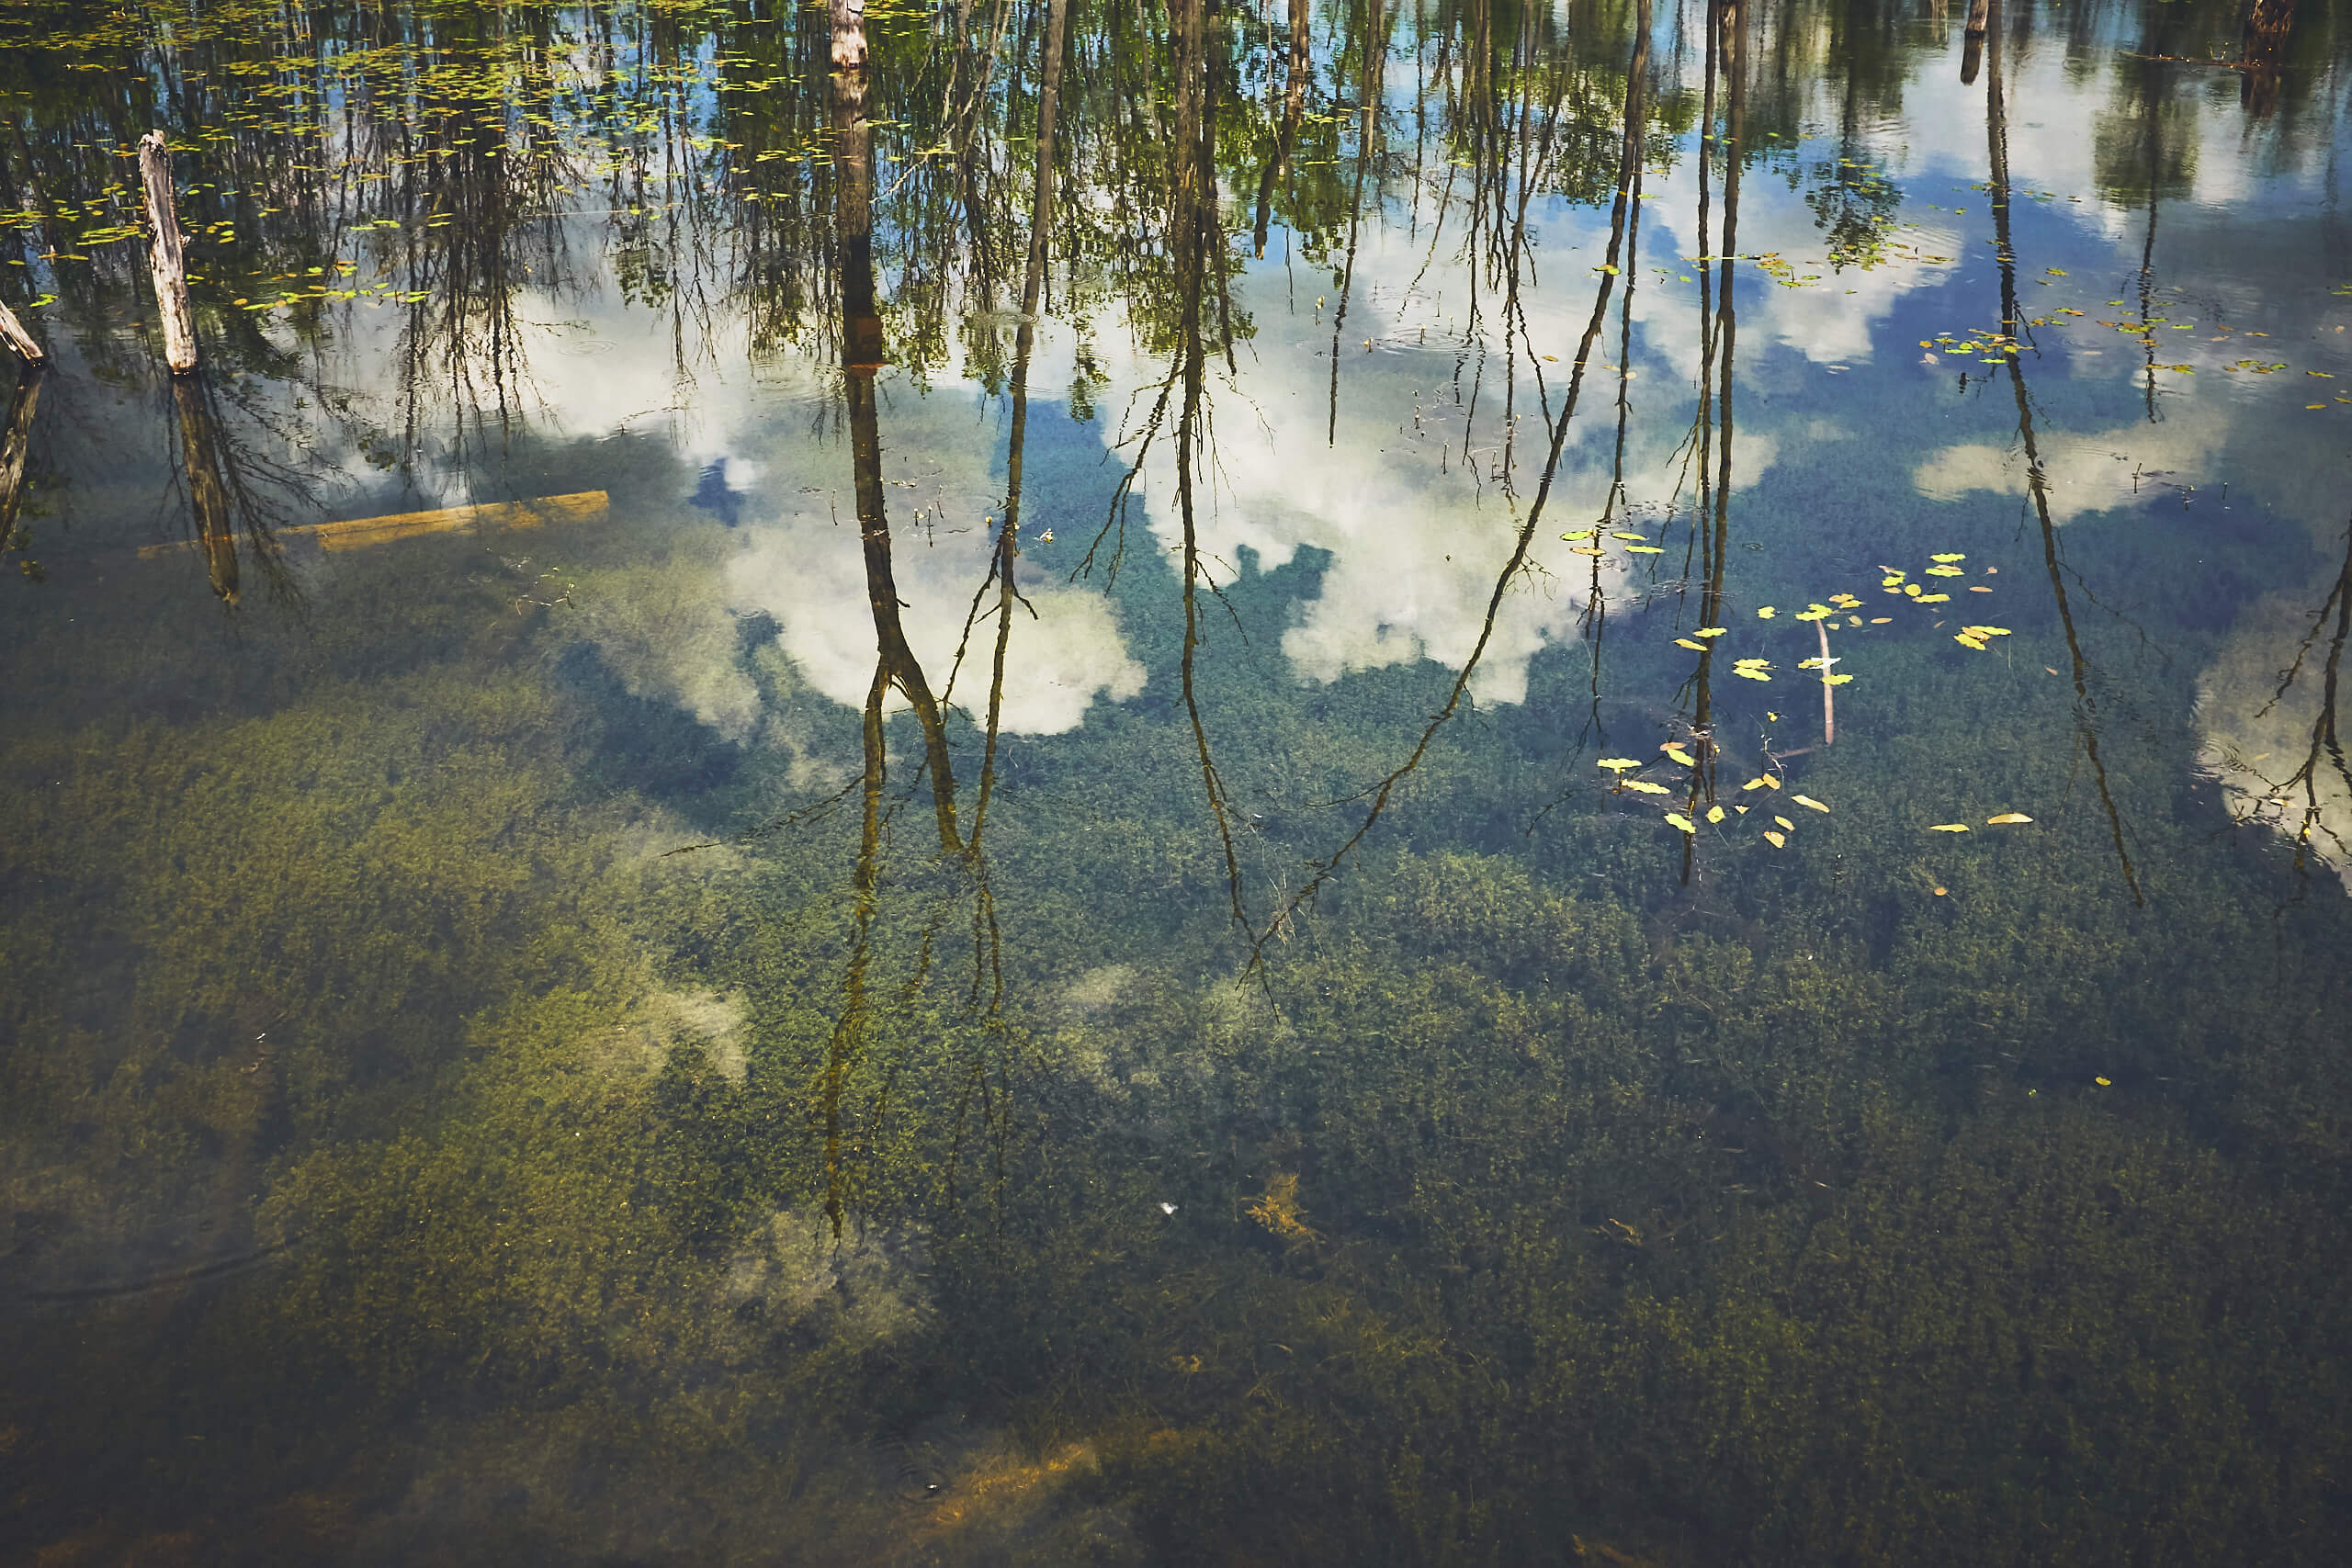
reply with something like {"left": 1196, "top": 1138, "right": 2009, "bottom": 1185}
{"left": 1624, "top": 545, "right": 1664, "bottom": 554}
{"left": 1622, "top": 779, "right": 1671, "bottom": 795}
{"left": 1928, "top": 823, "right": 1971, "bottom": 832}
{"left": 1742, "top": 777, "right": 1770, "bottom": 791}
{"left": 1764, "top": 830, "right": 1786, "bottom": 848}
{"left": 1757, "top": 605, "right": 1778, "bottom": 618}
{"left": 1707, "top": 805, "right": 1726, "bottom": 823}
{"left": 1599, "top": 757, "right": 1641, "bottom": 771}
{"left": 1676, "top": 637, "right": 1706, "bottom": 650}
{"left": 1926, "top": 566, "right": 1964, "bottom": 577}
{"left": 1611, "top": 532, "right": 1648, "bottom": 541}
{"left": 1571, "top": 546, "right": 1604, "bottom": 557}
{"left": 1761, "top": 775, "right": 1781, "bottom": 789}
{"left": 1736, "top": 805, "right": 1750, "bottom": 816}
{"left": 1664, "top": 744, "right": 1698, "bottom": 766}
{"left": 1695, "top": 626, "right": 1727, "bottom": 637}
{"left": 1986, "top": 812, "right": 2034, "bottom": 824}
{"left": 1930, "top": 553, "right": 1966, "bottom": 563}
{"left": 1561, "top": 528, "right": 1597, "bottom": 540}
{"left": 1969, "top": 585, "right": 1994, "bottom": 592}
{"left": 1932, "top": 886, "right": 1948, "bottom": 896}
{"left": 1871, "top": 616, "right": 1893, "bottom": 623}
{"left": 1775, "top": 815, "right": 1795, "bottom": 831}
{"left": 1792, "top": 795, "right": 1830, "bottom": 813}
{"left": 1666, "top": 812, "right": 1696, "bottom": 832}
{"left": 1956, "top": 634, "right": 1987, "bottom": 649}
{"left": 2094, "top": 1077, "right": 2111, "bottom": 1087}
{"left": 1824, "top": 673, "right": 1854, "bottom": 685}
{"left": 1905, "top": 583, "right": 1924, "bottom": 597}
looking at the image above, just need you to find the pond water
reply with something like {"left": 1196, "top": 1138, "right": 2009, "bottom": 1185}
{"left": 3, "top": 0, "right": 2351, "bottom": 1562}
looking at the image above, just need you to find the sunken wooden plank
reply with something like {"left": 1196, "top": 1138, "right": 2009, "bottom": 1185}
{"left": 138, "top": 490, "right": 608, "bottom": 558}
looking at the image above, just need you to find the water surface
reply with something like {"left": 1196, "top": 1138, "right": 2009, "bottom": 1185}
{"left": 4, "top": 1, "right": 2352, "bottom": 1562}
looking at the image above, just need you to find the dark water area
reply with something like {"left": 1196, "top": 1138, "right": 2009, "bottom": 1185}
{"left": 3, "top": 0, "right": 2351, "bottom": 1561}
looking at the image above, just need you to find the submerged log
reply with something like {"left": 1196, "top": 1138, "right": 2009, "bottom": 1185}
{"left": 137, "top": 130, "right": 198, "bottom": 375}
{"left": 0, "top": 298, "right": 42, "bottom": 366}
{"left": 135, "top": 490, "right": 608, "bottom": 558}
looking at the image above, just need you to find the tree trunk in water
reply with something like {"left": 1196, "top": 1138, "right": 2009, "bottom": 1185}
{"left": 138, "top": 131, "right": 198, "bottom": 375}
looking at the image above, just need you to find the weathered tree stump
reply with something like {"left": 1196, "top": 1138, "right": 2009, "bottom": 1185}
{"left": 137, "top": 130, "right": 199, "bottom": 375}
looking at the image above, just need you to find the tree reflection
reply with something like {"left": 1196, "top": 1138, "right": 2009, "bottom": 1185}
{"left": 1985, "top": 0, "right": 2144, "bottom": 905}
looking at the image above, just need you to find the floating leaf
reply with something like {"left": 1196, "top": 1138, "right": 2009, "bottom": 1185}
{"left": 1903, "top": 583, "right": 1924, "bottom": 597}
{"left": 1570, "top": 546, "right": 1604, "bottom": 557}
{"left": 1792, "top": 795, "right": 1830, "bottom": 813}
{"left": 1756, "top": 605, "right": 1777, "bottom": 618}
{"left": 1930, "top": 553, "right": 1966, "bottom": 562}
{"left": 1694, "top": 626, "right": 1727, "bottom": 637}
{"left": 1560, "top": 528, "right": 1597, "bottom": 541}
{"left": 1675, "top": 637, "right": 1706, "bottom": 650}
{"left": 1986, "top": 812, "right": 2034, "bottom": 824}
{"left": 1760, "top": 775, "right": 1781, "bottom": 790}
{"left": 1611, "top": 531, "right": 1648, "bottom": 541}
{"left": 1666, "top": 812, "right": 1696, "bottom": 833}
{"left": 1764, "top": 829, "right": 1786, "bottom": 848}
{"left": 1823, "top": 673, "right": 1853, "bottom": 685}
{"left": 1598, "top": 758, "right": 1642, "bottom": 771}
{"left": 1624, "top": 545, "right": 1664, "bottom": 554}
{"left": 1735, "top": 669, "right": 1772, "bottom": 681}
{"left": 1742, "top": 776, "right": 1770, "bottom": 791}
{"left": 1706, "top": 805, "right": 1725, "bottom": 823}
{"left": 1925, "top": 566, "right": 1964, "bottom": 577}
{"left": 1956, "top": 634, "right": 1987, "bottom": 649}
{"left": 1774, "top": 815, "right": 1795, "bottom": 831}
{"left": 1622, "top": 779, "right": 1671, "bottom": 795}
{"left": 1928, "top": 823, "right": 1971, "bottom": 832}
{"left": 1663, "top": 745, "right": 1698, "bottom": 767}
{"left": 2094, "top": 1076, "right": 2112, "bottom": 1087}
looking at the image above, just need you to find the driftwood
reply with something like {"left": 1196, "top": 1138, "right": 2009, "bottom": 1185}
{"left": 0, "top": 299, "right": 42, "bottom": 366}
{"left": 136, "top": 490, "right": 609, "bottom": 558}
{"left": 137, "top": 130, "right": 198, "bottom": 375}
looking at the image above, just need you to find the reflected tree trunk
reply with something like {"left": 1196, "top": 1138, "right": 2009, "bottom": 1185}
{"left": 1985, "top": 0, "right": 2144, "bottom": 906}
{"left": 2241, "top": 0, "right": 2295, "bottom": 118}
{"left": 820, "top": 3, "right": 970, "bottom": 1238}
{"left": 0, "top": 367, "right": 40, "bottom": 555}
{"left": 172, "top": 376, "right": 238, "bottom": 604}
